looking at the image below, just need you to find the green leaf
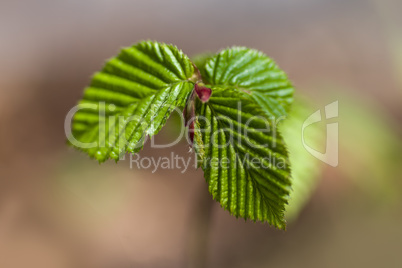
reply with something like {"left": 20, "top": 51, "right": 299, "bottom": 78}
{"left": 280, "top": 98, "right": 325, "bottom": 221}
{"left": 191, "top": 52, "right": 214, "bottom": 74}
{"left": 70, "top": 41, "right": 195, "bottom": 162}
{"left": 200, "top": 47, "right": 294, "bottom": 118}
{"left": 193, "top": 88, "right": 291, "bottom": 229}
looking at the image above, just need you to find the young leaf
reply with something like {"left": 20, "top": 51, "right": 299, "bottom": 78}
{"left": 191, "top": 52, "right": 214, "bottom": 74}
{"left": 200, "top": 47, "right": 294, "bottom": 118}
{"left": 70, "top": 41, "right": 195, "bottom": 162}
{"left": 193, "top": 88, "right": 291, "bottom": 229}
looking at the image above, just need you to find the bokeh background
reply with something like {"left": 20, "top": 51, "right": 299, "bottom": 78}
{"left": 1, "top": 0, "right": 401, "bottom": 267}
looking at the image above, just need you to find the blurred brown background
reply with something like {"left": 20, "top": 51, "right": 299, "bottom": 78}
{"left": 1, "top": 0, "right": 402, "bottom": 267}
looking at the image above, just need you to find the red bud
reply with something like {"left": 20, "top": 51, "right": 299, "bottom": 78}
{"left": 183, "top": 91, "right": 196, "bottom": 127}
{"left": 188, "top": 121, "right": 195, "bottom": 145}
{"left": 194, "top": 84, "right": 212, "bottom": 103}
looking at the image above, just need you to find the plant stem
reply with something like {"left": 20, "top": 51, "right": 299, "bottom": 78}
{"left": 186, "top": 181, "right": 215, "bottom": 268}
